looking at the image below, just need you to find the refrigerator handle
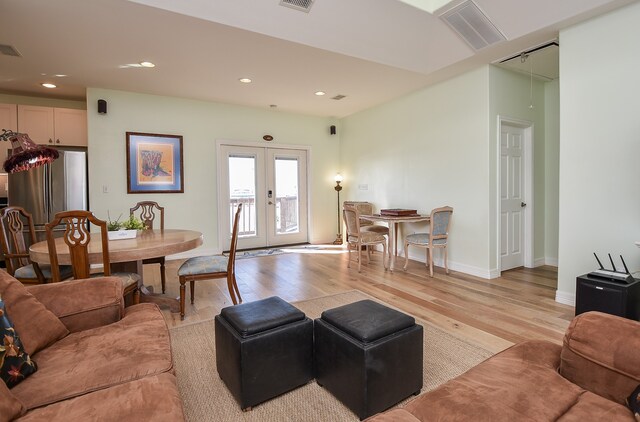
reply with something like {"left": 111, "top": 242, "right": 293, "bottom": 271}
{"left": 45, "top": 163, "right": 51, "bottom": 218}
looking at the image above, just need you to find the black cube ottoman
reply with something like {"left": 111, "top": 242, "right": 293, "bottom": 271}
{"left": 215, "top": 296, "right": 313, "bottom": 410}
{"left": 314, "top": 300, "right": 423, "bottom": 420}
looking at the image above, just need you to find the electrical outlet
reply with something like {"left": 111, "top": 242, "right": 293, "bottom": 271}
{"left": 358, "top": 184, "right": 368, "bottom": 191}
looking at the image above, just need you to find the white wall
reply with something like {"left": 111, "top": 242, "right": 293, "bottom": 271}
{"left": 340, "top": 67, "right": 492, "bottom": 277}
{"left": 488, "top": 66, "right": 547, "bottom": 273}
{"left": 557, "top": 1, "right": 640, "bottom": 304}
{"left": 86, "top": 88, "right": 339, "bottom": 254}
{"left": 544, "top": 79, "right": 560, "bottom": 265}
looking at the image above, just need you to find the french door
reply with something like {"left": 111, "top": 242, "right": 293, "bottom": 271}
{"left": 217, "top": 144, "right": 308, "bottom": 250}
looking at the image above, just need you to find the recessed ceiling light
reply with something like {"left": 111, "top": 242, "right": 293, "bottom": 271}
{"left": 140, "top": 61, "right": 155, "bottom": 68}
{"left": 239, "top": 78, "right": 252, "bottom": 83}
{"left": 315, "top": 91, "right": 326, "bottom": 96}
{"left": 54, "top": 74, "right": 68, "bottom": 78}
{"left": 41, "top": 83, "right": 57, "bottom": 89}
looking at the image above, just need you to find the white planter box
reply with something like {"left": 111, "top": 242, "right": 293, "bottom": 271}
{"left": 108, "top": 229, "right": 137, "bottom": 240}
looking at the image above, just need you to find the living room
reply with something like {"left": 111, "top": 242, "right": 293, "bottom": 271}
{"left": 2, "top": 0, "right": 640, "bottom": 420}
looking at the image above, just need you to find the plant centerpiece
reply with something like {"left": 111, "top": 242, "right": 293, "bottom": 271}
{"left": 107, "top": 213, "right": 145, "bottom": 240}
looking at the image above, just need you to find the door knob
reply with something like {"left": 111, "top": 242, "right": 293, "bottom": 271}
{"left": 521, "top": 202, "right": 527, "bottom": 207}
{"left": 268, "top": 201, "right": 274, "bottom": 205}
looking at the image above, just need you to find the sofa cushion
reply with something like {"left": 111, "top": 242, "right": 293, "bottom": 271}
{"left": 0, "top": 271, "right": 69, "bottom": 355}
{"left": 398, "top": 340, "right": 634, "bottom": 421}
{"left": 10, "top": 303, "right": 173, "bottom": 409}
{"left": 560, "top": 311, "right": 640, "bottom": 405}
{"left": 0, "top": 376, "right": 25, "bottom": 422}
{"left": 16, "top": 372, "right": 184, "bottom": 422}
{"left": 1, "top": 298, "right": 37, "bottom": 388}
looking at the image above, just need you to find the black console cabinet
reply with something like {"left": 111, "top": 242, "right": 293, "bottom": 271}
{"left": 575, "top": 274, "right": 640, "bottom": 320}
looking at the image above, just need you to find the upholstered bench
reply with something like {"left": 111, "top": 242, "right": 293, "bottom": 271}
{"left": 314, "top": 300, "right": 423, "bottom": 420}
{"left": 214, "top": 296, "right": 314, "bottom": 410}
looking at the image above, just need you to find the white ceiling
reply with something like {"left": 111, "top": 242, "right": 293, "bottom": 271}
{"left": 0, "top": 0, "right": 636, "bottom": 117}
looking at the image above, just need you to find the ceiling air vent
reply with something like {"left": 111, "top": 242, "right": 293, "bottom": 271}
{"left": 0, "top": 44, "right": 21, "bottom": 57}
{"left": 331, "top": 95, "right": 346, "bottom": 100}
{"left": 440, "top": 0, "right": 505, "bottom": 51}
{"left": 279, "top": 0, "right": 314, "bottom": 13}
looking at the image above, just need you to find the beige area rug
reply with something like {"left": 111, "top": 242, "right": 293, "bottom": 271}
{"left": 170, "top": 290, "right": 494, "bottom": 421}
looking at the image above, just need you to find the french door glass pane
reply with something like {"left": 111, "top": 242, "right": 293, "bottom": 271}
{"left": 275, "top": 157, "right": 299, "bottom": 234}
{"left": 229, "top": 155, "right": 256, "bottom": 237}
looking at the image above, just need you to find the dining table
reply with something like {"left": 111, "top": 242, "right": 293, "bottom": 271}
{"left": 359, "top": 213, "right": 430, "bottom": 271}
{"left": 29, "top": 229, "right": 203, "bottom": 311}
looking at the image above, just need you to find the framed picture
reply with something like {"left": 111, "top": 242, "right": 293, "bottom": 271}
{"left": 126, "top": 132, "right": 184, "bottom": 194}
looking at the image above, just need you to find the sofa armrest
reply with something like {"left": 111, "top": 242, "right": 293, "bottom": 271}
{"left": 26, "top": 277, "right": 124, "bottom": 333}
{"left": 559, "top": 311, "right": 640, "bottom": 405}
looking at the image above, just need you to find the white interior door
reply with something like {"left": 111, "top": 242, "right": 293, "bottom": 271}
{"left": 500, "top": 125, "right": 526, "bottom": 270}
{"left": 218, "top": 144, "right": 308, "bottom": 250}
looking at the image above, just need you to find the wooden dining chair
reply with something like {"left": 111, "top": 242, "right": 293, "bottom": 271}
{"left": 45, "top": 210, "right": 141, "bottom": 303}
{"left": 0, "top": 206, "right": 73, "bottom": 284}
{"left": 177, "top": 203, "right": 243, "bottom": 320}
{"left": 130, "top": 201, "right": 166, "bottom": 293}
{"left": 343, "top": 204, "right": 388, "bottom": 273}
{"left": 403, "top": 206, "right": 453, "bottom": 277}
{"left": 343, "top": 201, "right": 390, "bottom": 259}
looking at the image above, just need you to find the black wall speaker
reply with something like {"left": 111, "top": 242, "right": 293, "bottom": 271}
{"left": 330, "top": 125, "right": 336, "bottom": 135}
{"left": 97, "top": 99, "right": 107, "bottom": 114}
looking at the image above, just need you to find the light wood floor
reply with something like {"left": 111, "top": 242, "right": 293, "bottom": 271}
{"left": 145, "top": 248, "right": 574, "bottom": 354}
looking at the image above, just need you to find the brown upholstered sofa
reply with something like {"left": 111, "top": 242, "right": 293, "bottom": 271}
{"left": 367, "top": 311, "right": 639, "bottom": 421}
{"left": 0, "top": 270, "right": 185, "bottom": 421}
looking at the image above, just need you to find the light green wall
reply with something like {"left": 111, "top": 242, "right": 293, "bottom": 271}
{"left": 0, "top": 93, "right": 86, "bottom": 110}
{"left": 86, "top": 88, "right": 339, "bottom": 254}
{"left": 544, "top": 79, "right": 559, "bottom": 263}
{"left": 340, "top": 67, "right": 492, "bottom": 276}
{"left": 557, "top": 1, "right": 640, "bottom": 303}
{"left": 488, "top": 66, "right": 547, "bottom": 271}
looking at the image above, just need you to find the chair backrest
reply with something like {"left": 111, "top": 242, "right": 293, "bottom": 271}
{"left": 0, "top": 206, "right": 38, "bottom": 276}
{"left": 342, "top": 205, "right": 362, "bottom": 238}
{"left": 130, "top": 201, "right": 164, "bottom": 230}
{"left": 46, "top": 210, "right": 111, "bottom": 282}
{"left": 227, "top": 203, "right": 242, "bottom": 274}
{"left": 430, "top": 206, "right": 454, "bottom": 243}
{"left": 343, "top": 201, "right": 373, "bottom": 227}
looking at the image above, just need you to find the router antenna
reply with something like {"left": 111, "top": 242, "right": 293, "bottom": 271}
{"left": 608, "top": 253, "right": 617, "bottom": 272}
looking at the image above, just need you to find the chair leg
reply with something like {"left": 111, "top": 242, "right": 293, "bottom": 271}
{"left": 347, "top": 243, "right": 352, "bottom": 268}
{"left": 382, "top": 241, "right": 388, "bottom": 270}
{"left": 428, "top": 248, "right": 434, "bottom": 277}
{"left": 179, "top": 278, "right": 186, "bottom": 320}
{"left": 425, "top": 248, "right": 429, "bottom": 267}
{"left": 445, "top": 247, "right": 449, "bottom": 274}
{"left": 357, "top": 244, "right": 362, "bottom": 273}
{"left": 189, "top": 280, "right": 195, "bottom": 304}
{"left": 232, "top": 274, "right": 242, "bottom": 304}
{"left": 367, "top": 246, "right": 371, "bottom": 263}
{"left": 227, "top": 274, "right": 238, "bottom": 305}
{"left": 160, "top": 258, "right": 166, "bottom": 294}
{"left": 133, "top": 288, "right": 140, "bottom": 305}
{"left": 403, "top": 242, "right": 410, "bottom": 270}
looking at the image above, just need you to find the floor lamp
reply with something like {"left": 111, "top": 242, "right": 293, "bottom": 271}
{"left": 333, "top": 174, "right": 343, "bottom": 245}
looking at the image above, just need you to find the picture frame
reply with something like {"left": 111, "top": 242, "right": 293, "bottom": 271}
{"left": 126, "top": 132, "right": 184, "bottom": 194}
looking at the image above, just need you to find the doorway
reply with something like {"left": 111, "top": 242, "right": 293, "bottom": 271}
{"left": 217, "top": 143, "right": 309, "bottom": 250}
{"left": 498, "top": 117, "right": 534, "bottom": 272}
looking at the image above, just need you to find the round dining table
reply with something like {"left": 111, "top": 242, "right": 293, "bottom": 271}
{"left": 29, "top": 229, "right": 203, "bottom": 310}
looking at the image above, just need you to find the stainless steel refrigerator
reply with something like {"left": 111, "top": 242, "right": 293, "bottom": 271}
{"left": 8, "top": 148, "right": 88, "bottom": 236}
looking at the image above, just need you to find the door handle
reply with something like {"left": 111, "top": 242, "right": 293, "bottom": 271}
{"left": 268, "top": 201, "right": 274, "bottom": 205}
{"left": 521, "top": 202, "right": 527, "bottom": 207}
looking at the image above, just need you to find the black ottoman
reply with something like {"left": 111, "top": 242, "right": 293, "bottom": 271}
{"left": 215, "top": 296, "right": 313, "bottom": 410}
{"left": 314, "top": 300, "right": 423, "bottom": 420}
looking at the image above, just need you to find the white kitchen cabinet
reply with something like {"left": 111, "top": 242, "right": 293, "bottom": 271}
{"left": 17, "top": 105, "right": 87, "bottom": 146}
{"left": 0, "top": 103, "right": 18, "bottom": 162}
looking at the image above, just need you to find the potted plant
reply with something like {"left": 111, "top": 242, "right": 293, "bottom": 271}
{"left": 107, "top": 213, "right": 145, "bottom": 240}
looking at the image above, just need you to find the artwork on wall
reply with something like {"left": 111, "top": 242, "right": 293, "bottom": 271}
{"left": 126, "top": 132, "right": 184, "bottom": 193}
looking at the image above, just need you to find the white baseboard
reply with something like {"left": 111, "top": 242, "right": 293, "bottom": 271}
{"left": 545, "top": 257, "right": 558, "bottom": 267}
{"left": 533, "top": 258, "right": 546, "bottom": 267}
{"left": 405, "top": 251, "right": 494, "bottom": 279}
{"left": 555, "top": 290, "right": 575, "bottom": 306}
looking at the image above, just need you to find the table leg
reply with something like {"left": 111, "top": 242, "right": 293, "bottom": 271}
{"left": 112, "top": 260, "right": 180, "bottom": 312}
{"left": 389, "top": 222, "right": 397, "bottom": 271}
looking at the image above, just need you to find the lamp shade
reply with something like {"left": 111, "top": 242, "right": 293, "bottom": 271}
{"left": 334, "top": 173, "right": 343, "bottom": 183}
{"left": 1, "top": 130, "right": 59, "bottom": 173}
